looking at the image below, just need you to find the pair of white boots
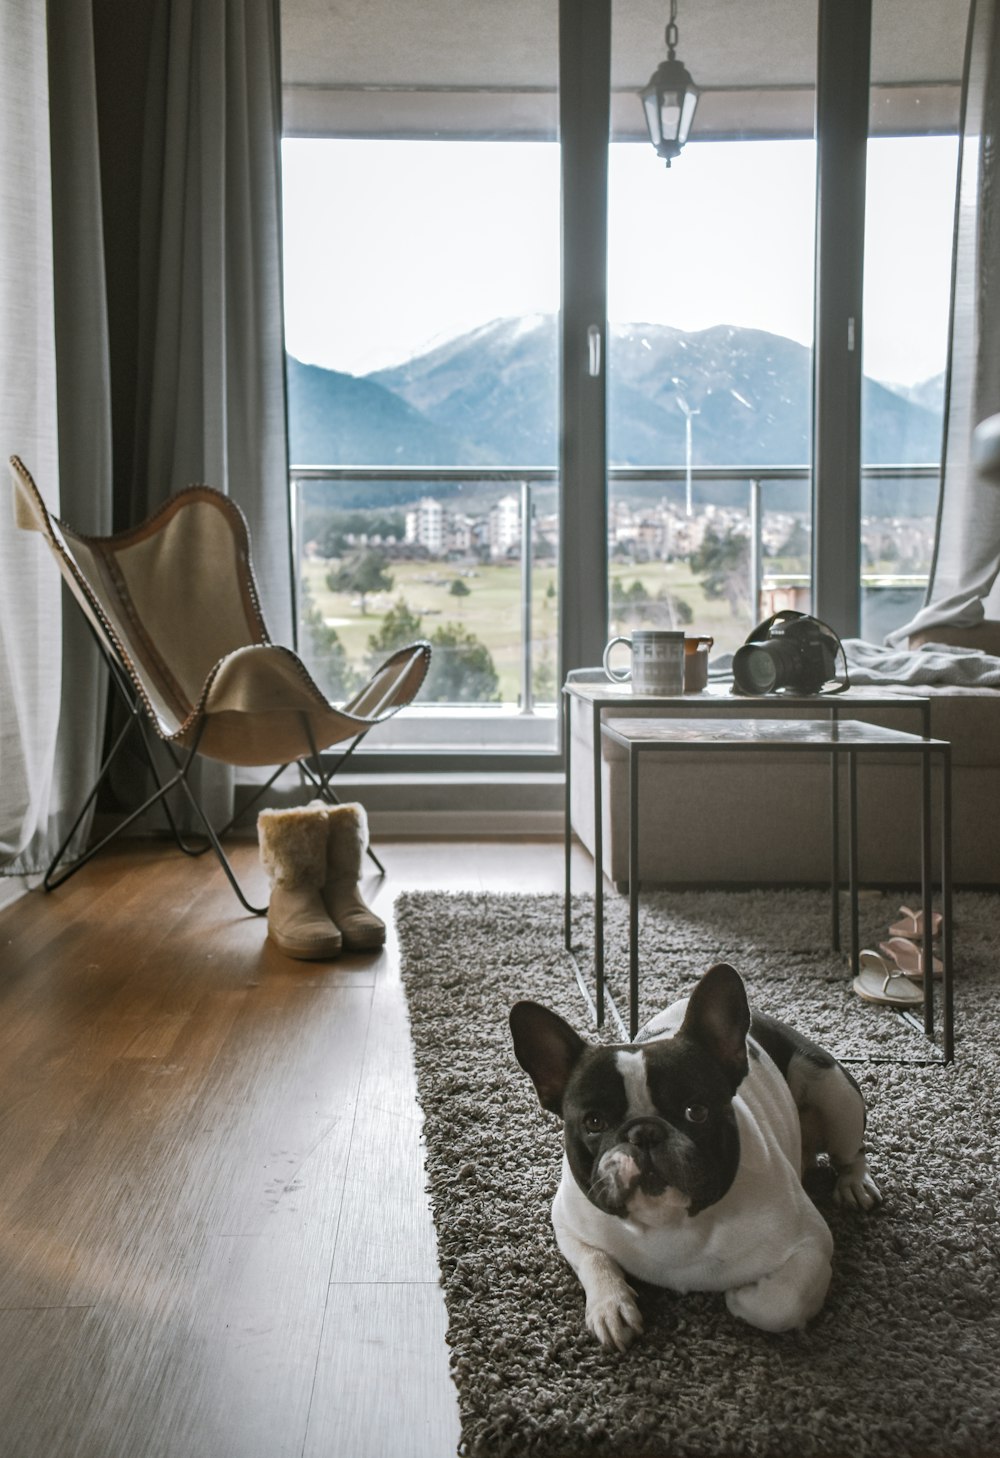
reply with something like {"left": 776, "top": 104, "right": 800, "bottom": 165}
{"left": 257, "top": 800, "right": 385, "bottom": 960}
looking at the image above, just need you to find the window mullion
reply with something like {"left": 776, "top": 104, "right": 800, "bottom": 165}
{"left": 812, "top": 0, "right": 872, "bottom": 637}
{"left": 559, "top": 0, "right": 611, "bottom": 678}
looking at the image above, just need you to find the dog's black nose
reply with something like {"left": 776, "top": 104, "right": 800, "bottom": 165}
{"left": 624, "top": 1118, "right": 666, "bottom": 1150}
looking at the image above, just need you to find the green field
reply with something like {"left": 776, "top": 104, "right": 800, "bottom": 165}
{"left": 302, "top": 555, "right": 750, "bottom": 703}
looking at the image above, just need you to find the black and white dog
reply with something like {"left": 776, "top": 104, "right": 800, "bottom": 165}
{"left": 510, "top": 963, "right": 880, "bottom": 1349}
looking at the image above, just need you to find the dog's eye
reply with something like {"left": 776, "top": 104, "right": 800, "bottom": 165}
{"left": 583, "top": 1113, "right": 608, "bottom": 1134}
{"left": 685, "top": 1104, "right": 708, "bottom": 1125}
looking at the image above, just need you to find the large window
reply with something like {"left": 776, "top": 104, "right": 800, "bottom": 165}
{"left": 280, "top": 0, "right": 968, "bottom": 766}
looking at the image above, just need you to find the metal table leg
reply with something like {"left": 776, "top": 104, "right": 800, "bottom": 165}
{"left": 830, "top": 744, "right": 841, "bottom": 951}
{"left": 628, "top": 743, "right": 640, "bottom": 1041}
{"left": 921, "top": 745, "right": 935, "bottom": 1039}
{"left": 563, "top": 691, "right": 573, "bottom": 952}
{"left": 848, "top": 749, "right": 859, "bottom": 976}
{"left": 941, "top": 746, "right": 953, "bottom": 1062}
{"left": 593, "top": 703, "right": 606, "bottom": 1026}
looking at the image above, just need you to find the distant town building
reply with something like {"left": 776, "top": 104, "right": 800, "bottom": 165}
{"left": 489, "top": 494, "right": 521, "bottom": 559}
{"left": 405, "top": 496, "right": 446, "bottom": 554}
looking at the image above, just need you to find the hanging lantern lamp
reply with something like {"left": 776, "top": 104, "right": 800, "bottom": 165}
{"left": 639, "top": 0, "right": 700, "bottom": 167}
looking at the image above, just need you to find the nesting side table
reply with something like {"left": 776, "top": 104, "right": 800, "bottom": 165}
{"left": 597, "top": 715, "right": 953, "bottom": 1061}
{"left": 563, "top": 678, "right": 932, "bottom": 1021}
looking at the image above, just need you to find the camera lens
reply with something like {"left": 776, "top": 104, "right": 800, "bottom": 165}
{"left": 733, "top": 643, "right": 785, "bottom": 694}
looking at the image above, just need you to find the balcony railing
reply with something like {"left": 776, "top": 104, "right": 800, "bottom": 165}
{"left": 290, "top": 462, "right": 939, "bottom": 725}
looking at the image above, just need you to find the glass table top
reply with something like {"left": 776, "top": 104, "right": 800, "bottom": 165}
{"left": 600, "top": 716, "right": 947, "bottom": 748}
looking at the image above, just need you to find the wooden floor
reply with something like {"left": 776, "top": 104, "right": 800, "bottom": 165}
{"left": 0, "top": 837, "right": 584, "bottom": 1458}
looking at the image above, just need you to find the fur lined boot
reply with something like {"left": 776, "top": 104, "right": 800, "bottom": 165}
{"left": 316, "top": 801, "right": 386, "bottom": 952}
{"left": 257, "top": 807, "right": 343, "bottom": 960}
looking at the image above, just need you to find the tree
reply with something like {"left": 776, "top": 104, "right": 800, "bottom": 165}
{"left": 532, "top": 641, "right": 557, "bottom": 702}
{"left": 689, "top": 526, "right": 751, "bottom": 619}
{"left": 449, "top": 577, "right": 471, "bottom": 597}
{"left": 327, "top": 549, "right": 394, "bottom": 614}
{"left": 777, "top": 519, "right": 811, "bottom": 563}
{"left": 365, "top": 598, "right": 425, "bottom": 669}
{"left": 611, "top": 578, "right": 692, "bottom": 629}
{"left": 299, "top": 577, "right": 361, "bottom": 702}
{"left": 611, "top": 578, "right": 650, "bottom": 626}
{"left": 653, "top": 587, "right": 693, "bottom": 629}
{"left": 425, "top": 624, "right": 501, "bottom": 703}
{"left": 364, "top": 599, "right": 498, "bottom": 702}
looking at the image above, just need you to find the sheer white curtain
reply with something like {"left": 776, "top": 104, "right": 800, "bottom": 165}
{"left": 0, "top": 3, "right": 65, "bottom": 874}
{"left": 889, "top": 0, "right": 1000, "bottom": 643}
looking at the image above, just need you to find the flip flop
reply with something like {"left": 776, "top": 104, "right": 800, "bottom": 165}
{"left": 852, "top": 950, "right": 923, "bottom": 1007}
{"left": 888, "top": 904, "right": 943, "bottom": 941}
{"left": 879, "top": 936, "right": 943, "bottom": 981}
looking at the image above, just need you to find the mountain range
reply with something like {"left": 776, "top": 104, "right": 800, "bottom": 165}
{"left": 287, "top": 315, "right": 944, "bottom": 513}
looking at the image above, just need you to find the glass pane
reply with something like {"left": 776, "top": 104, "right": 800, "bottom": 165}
{"left": 860, "top": 134, "right": 961, "bottom": 640}
{"left": 281, "top": 0, "right": 559, "bottom": 751}
{"left": 608, "top": 5, "right": 817, "bottom": 660}
{"left": 857, "top": 135, "right": 962, "bottom": 638}
{"left": 860, "top": 0, "right": 967, "bottom": 642}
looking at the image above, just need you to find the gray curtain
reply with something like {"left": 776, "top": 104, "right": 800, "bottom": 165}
{"left": 44, "top": 1, "right": 114, "bottom": 869}
{"left": 126, "top": 0, "right": 291, "bottom": 829}
{"left": 888, "top": 0, "right": 1000, "bottom": 643}
{"left": 130, "top": 0, "right": 292, "bottom": 648}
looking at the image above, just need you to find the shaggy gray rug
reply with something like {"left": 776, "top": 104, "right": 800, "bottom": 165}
{"left": 396, "top": 888, "right": 1000, "bottom": 1458}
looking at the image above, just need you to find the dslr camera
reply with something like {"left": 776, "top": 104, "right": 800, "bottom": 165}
{"left": 732, "top": 611, "right": 847, "bottom": 696}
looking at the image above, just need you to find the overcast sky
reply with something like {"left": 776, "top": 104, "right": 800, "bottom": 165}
{"left": 282, "top": 134, "right": 958, "bottom": 388}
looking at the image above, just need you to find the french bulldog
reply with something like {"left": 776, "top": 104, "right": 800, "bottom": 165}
{"left": 509, "top": 963, "right": 880, "bottom": 1349}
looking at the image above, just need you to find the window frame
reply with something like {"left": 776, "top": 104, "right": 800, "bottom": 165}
{"left": 289, "top": 0, "right": 957, "bottom": 776}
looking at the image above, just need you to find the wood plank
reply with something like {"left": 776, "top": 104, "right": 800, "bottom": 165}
{"left": 304, "top": 1283, "right": 460, "bottom": 1458}
{"left": 0, "top": 836, "right": 569, "bottom": 1457}
{"left": 327, "top": 964, "right": 441, "bottom": 1283}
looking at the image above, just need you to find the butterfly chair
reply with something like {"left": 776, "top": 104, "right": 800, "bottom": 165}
{"left": 10, "top": 455, "right": 431, "bottom": 915}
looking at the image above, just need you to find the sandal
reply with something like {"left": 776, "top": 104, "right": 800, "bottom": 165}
{"left": 888, "top": 904, "right": 943, "bottom": 941}
{"left": 852, "top": 950, "right": 923, "bottom": 1007}
{"left": 879, "top": 936, "right": 943, "bottom": 981}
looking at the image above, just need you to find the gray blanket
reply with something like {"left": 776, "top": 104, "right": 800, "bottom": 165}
{"left": 843, "top": 637, "right": 1000, "bottom": 687}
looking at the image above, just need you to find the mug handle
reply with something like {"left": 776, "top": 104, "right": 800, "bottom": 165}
{"left": 603, "top": 636, "right": 632, "bottom": 682}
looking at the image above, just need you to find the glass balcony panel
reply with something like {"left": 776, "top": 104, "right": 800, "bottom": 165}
{"left": 292, "top": 471, "right": 558, "bottom": 751}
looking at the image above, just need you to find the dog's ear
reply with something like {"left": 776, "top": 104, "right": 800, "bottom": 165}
{"left": 509, "top": 1001, "right": 587, "bottom": 1116}
{"left": 679, "top": 963, "right": 751, "bottom": 1089}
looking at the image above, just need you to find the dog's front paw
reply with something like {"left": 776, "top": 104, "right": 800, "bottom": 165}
{"left": 833, "top": 1158, "right": 882, "bottom": 1211}
{"left": 585, "top": 1283, "right": 644, "bottom": 1351}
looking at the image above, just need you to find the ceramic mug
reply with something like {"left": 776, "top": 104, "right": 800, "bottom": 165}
{"left": 603, "top": 629, "right": 685, "bottom": 695}
{"left": 684, "top": 635, "right": 714, "bottom": 693}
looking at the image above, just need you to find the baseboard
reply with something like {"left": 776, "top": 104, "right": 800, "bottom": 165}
{"left": 0, "top": 875, "right": 32, "bottom": 912}
{"left": 234, "top": 771, "right": 564, "bottom": 838}
{"left": 367, "top": 809, "right": 563, "bottom": 837}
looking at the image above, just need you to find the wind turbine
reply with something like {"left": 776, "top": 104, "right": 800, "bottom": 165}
{"left": 676, "top": 394, "right": 700, "bottom": 517}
